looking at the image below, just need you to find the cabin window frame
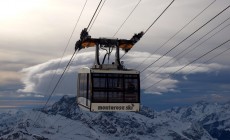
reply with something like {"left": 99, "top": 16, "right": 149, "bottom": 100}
{"left": 91, "top": 73, "right": 140, "bottom": 103}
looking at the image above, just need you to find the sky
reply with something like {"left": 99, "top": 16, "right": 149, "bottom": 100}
{"left": 0, "top": 0, "right": 230, "bottom": 110}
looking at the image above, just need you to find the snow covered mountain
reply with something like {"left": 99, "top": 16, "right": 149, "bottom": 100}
{"left": 164, "top": 101, "right": 230, "bottom": 140}
{"left": 0, "top": 96, "right": 229, "bottom": 140}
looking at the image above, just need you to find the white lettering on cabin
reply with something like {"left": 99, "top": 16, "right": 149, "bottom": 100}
{"left": 98, "top": 104, "right": 134, "bottom": 111}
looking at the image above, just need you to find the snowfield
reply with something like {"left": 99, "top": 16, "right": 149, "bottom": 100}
{"left": 1, "top": 96, "right": 230, "bottom": 140}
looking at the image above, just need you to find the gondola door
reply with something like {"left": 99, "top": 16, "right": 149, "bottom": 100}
{"left": 78, "top": 73, "right": 91, "bottom": 109}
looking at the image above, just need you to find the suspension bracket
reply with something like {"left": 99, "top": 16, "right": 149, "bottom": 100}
{"left": 75, "top": 28, "right": 144, "bottom": 69}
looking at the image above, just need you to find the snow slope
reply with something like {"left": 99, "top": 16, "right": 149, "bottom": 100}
{"left": 1, "top": 96, "right": 229, "bottom": 140}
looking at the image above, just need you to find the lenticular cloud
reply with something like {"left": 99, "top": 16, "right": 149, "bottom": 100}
{"left": 18, "top": 51, "right": 226, "bottom": 96}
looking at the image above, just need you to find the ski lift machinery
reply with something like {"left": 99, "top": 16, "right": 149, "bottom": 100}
{"left": 75, "top": 28, "right": 144, "bottom": 112}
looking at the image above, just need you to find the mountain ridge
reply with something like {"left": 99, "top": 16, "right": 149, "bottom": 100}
{"left": 0, "top": 95, "right": 229, "bottom": 140}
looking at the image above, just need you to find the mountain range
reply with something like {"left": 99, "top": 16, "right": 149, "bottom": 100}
{"left": 0, "top": 95, "right": 230, "bottom": 140}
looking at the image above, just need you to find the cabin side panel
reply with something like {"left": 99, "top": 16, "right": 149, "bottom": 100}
{"left": 77, "top": 72, "right": 91, "bottom": 109}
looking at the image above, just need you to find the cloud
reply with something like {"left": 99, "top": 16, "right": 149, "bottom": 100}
{"left": 18, "top": 52, "right": 94, "bottom": 95}
{"left": 159, "top": 63, "right": 227, "bottom": 74}
{"left": 17, "top": 51, "right": 228, "bottom": 96}
{"left": 0, "top": 71, "right": 22, "bottom": 85}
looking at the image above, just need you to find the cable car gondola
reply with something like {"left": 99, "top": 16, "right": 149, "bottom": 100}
{"left": 75, "top": 29, "right": 143, "bottom": 111}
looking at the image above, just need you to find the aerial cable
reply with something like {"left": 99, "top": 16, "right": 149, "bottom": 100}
{"left": 186, "top": 47, "right": 230, "bottom": 74}
{"left": 38, "top": 0, "right": 101, "bottom": 115}
{"left": 111, "top": 0, "right": 142, "bottom": 59}
{"left": 61, "top": 0, "right": 88, "bottom": 62}
{"left": 32, "top": 0, "right": 88, "bottom": 126}
{"left": 120, "top": 0, "right": 175, "bottom": 59}
{"left": 113, "top": 0, "right": 142, "bottom": 37}
{"left": 43, "top": 0, "right": 88, "bottom": 97}
{"left": 141, "top": 17, "right": 230, "bottom": 82}
{"left": 44, "top": 52, "right": 81, "bottom": 136}
{"left": 43, "top": 0, "right": 87, "bottom": 102}
{"left": 56, "top": 51, "right": 79, "bottom": 87}
{"left": 88, "top": 0, "right": 106, "bottom": 32}
{"left": 34, "top": 51, "right": 78, "bottom": 125}
{"left": 144, "top": 39, "right": 230, "bottom": 90}
{"left": 144, "top": 0, "right": 175, "bottom": 35}
{"left": 174, "top": 22, "right": 230, "bottom": 61}
{"left": 120, "top": 53, "right": 126, "bottom": 59}
{"left": 140, "top": 4, "right": 230, "bottom": 74}
{"left": 86, "top": 0, "right": 103, "bottom": 31}
{"left": 150, "top": 22, "right": 230, "bottom": 80}
{"left": 34, "top": 0, "right": 106, "bottom": 127}
{"left": 135, "top": 0, "right": 216, "bottom": 69}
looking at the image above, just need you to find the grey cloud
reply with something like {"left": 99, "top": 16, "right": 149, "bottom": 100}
{"left": 18, "top": 51, "right": 226, "bottom": 96}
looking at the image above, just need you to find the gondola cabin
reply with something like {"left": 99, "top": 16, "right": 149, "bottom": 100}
{"left": 77, "top": 67, "right": 140, "bottom": 111}
{"left": 75, "top": 28, "right": 143, "bottom": 112}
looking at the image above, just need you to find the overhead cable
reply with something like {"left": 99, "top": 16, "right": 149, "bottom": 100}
{"left": 140, "top": 4, "right": 230, "bottom": 74}
{"left": 44, "top": 0, "right": 88, "bottom": 97}
{"left": 186, "top": 47, "right": 230, "bottom": 74}
{"left": 144, "top": 0, "right": 175, "bottom": 34}
{"left": 37, "top": 0, "right": 106, "bottom": 131}
{"left": 120, "top": 0, "right": 175, "bottom": 59}
{"left": 145, "top": 39, "right": 230, "bottom": 90}
{"left": 113, "top": 0, "right": 142, "bottom": 37}
{"left": 135, "top": 0, "right": 216, "bottom": 69}
{"left": 39, "top": 0, "right": 103, "bottom": 113}
{"left": 34, "top": 51, "right": 78, "bottom": 125}
{"left": 86, "top": 0, "right": 103, "bottom": 30}
{"left": 88, "top": 0, "right": 107, "bottom": 32}
{"left": 141, "top": 17, "right": 230, "bottom": 82}
{"left": 32, "top": 0, "right": 88, "bottom": 126}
